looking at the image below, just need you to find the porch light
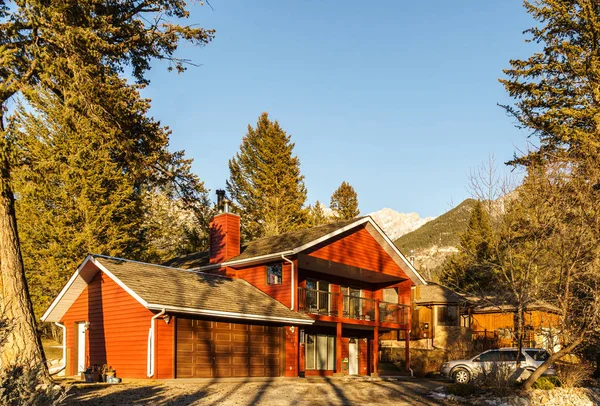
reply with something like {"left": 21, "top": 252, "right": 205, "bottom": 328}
{"left": 163, "top": 314, "right": 171, "bottom": 324}
{"left": 289, "top": 326, "right": 295, "bottom": 333}
{"left": 84, "top": 321, "right": 90, "bottom": 331}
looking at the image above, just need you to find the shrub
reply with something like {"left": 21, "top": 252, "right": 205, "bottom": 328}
{"left": 557, "top": 362, "right": 593, "bottom": 388}
{"left": 447, "top": 383, "right": 480, "bottom": 397}
{"left": 475, "top": 362, "right": 515, "bottom": 388}
{"left": 532, "top": 376, "right": 560, "bottom": 390}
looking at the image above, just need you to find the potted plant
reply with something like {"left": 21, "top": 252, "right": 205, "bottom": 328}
{"left": 82, "top": 365, "right": 102, "bottom": 382}
{"left": 102, "top": 365, "right": 116, "bottom": 382}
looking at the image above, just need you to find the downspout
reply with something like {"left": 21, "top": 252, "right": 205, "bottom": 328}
{"left": 54, "top": 322, "right": 67, "bottom": 375}
{"left": 147, "top": 308, "right": 166, "bottom": 378}
{"left": 282, "top": 255, "right": 295, "bottom": 311}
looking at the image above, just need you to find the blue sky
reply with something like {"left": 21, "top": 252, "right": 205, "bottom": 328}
{"left": 142, "top": 1, "right": 536, "bottom": 218}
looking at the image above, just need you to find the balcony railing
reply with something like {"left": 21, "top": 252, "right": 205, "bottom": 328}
{"left": 298, "top": 287, "right": 409, "bottom": 325}
{"left": 343, "top": 295, "right": 377, "bottom": 321}
{"left": 379, "top": 302, "right": 410, "bottom": 325}
{"left": 297, "top": 287, "right": 340, "bottom": 317}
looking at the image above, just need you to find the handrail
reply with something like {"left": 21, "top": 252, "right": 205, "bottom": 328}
{"left": 297, "top": 287, "right": 409, "bottom": 325}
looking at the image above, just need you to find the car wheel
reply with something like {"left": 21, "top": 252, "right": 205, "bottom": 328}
{"left": 452, "top": 368, "right": 471, "bottom": 384}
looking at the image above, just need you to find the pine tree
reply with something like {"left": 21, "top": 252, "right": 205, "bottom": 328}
{"left": 307, "top": 201, "right": 331, "bottom": 227}
{"left": 330, "top": 181, "right": 360, "bottom": 220}
{"left": 440, "top": 200, "right": 498, "bottom": 293}
{"left": 0, "top": 0, "right": 214, "bottom": 373}
{"left": 12, "top": 89, "right": 211, "bottom": 326}
{"left": 227, "top": 113, "right": 308, "bottom": 240}
{"left": 500, "top": 0, "right": 600, "bottom": 165}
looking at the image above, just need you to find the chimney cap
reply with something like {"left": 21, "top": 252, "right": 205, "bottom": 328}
{"left": 216, "top": 190, "right": 230, "bottom": 213}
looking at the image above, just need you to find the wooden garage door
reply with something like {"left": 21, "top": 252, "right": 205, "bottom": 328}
{"left": 176, "top": 319, "right": 283, "bottom": 378}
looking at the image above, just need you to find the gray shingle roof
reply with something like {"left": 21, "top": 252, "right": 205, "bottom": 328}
{"left": 414, "top": 283, "right": 466, "bottom": 305}
{"left": 94, "top": 255, "right": 312, "bottom": 322}
{"left": 164, "top": 217, "right": 364, "bottom": 268}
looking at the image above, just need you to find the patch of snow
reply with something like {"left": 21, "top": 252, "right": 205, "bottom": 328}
{"left": 369, "top": 208, "right": 435, "bottom": 241}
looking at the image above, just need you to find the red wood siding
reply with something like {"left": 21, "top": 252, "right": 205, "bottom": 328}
{"left": 233, "top": 261, "right": 293, "bottom": 308}
{"left": 61, "top": 272, "right": 172, "bottom": 379}
{"left": 155, "top": 316, "right": 174, "bottom": 379}
{"left": 359, "top": 339, "right": 369, "bottom": 375}
{"left": 285, "top": 326, "right": 298, "bottom": 377}
{"left": 307, "top": 227, "right": 407, "bottom": 278}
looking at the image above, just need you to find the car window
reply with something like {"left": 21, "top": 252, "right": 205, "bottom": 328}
{"left": 479, "top": 351, "right": 501, "bottom": 362}
{"left": 498, "top": 351, "right": 526, "bottom": 362}
{"left": 526, "top": 350, "right": 550, "bottom": 361}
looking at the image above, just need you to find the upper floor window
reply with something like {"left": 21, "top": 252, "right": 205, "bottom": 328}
{"left": 266, "top": 263, "right": 282, "bottom": 285}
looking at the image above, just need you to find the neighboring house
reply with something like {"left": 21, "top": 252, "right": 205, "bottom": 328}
{"left": 380, "top": 283, "right": 469, "bottom": 349}
{"left": 42, "top": 206, "right": 426, "bottom": 379}
{"left": 466, "top": 301, "right": 562, "bottom": 351}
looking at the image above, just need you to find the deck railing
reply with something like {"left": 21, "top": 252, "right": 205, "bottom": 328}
{"left": 297, "top": 287, "right": 340, "bottom": 317}
{"left": 379, "top": 302, "right": 410, "bottom": 325}
{"left": 298, "top": 287, "right": 409, "bottom": 325}
{"left": 343, "top": 295, "right": 377, "bottom": 321}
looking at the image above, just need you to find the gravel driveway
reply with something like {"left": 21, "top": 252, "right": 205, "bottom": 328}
{"left": 63, "top": 377, "right": 448, "bottom": 405}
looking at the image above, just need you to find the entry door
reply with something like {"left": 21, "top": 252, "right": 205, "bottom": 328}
{"left": 76, "top": 322, "right": 86, "bottom": 373}
{"left": 348, "top": 340, "right": 359, "bottom": 375}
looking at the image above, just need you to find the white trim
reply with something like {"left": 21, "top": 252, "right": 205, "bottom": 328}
{"left": 146, "top": 303, "right": 314, "bottom": 325}
{"left": 281, "top": 254, "right": 295, "bottom": 311}
{"left": 197, "top": 250, "right": 295, "bottom": 271}
{"left": 147, "top": 309, "right": 166, "bottom": 378}
{"left": 41, "top": 256, "right": 94, "bottom": 322}
{"left": 90, "top": 257, "right": 149, "bottom": 308}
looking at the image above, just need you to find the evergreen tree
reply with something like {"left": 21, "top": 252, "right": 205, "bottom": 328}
{"left": 0, "top": 0, "right": 214, "bottom": 373}
{"left": 227, "top": 113, "right": 307, "bottom": 240}
{"left": 500, "top": 0, "right": 600, "bottom": 165}
{"left": 330, "top": 181, "right": 360, "bottom": 220}
{"left": 440, "top": 200, "right": 498, "bottom": 293}
{"left": 12, "top": 90, "right": 211, "bottom": 324}
{"left": 307, "top": 201, "right": 331, "bottom": 227}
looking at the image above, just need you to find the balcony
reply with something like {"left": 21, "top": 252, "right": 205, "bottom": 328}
{"left": 297, "top": 287, "right": 409, "bottom": 328}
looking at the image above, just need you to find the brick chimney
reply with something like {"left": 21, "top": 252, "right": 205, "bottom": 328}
{"left": 209, "top": 190, "right": 241, "bottom": 264}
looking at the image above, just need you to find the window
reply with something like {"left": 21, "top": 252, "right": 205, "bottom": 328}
{"left": 266, "top": 263, "right": 282, "bottom": 285}
{"left": 526, "top": 350, "right": 550, "bottom": 362}
{"left": 305, "top": 279, "right": 331, "bottom": 315}
{"left": 436, "top": 306, "right": 458, "bottom": 326}
{"left": 479, "top": 350, "right": 525, "bottom": 362}
{"left": 341, "top": 286, "right": 361, "bottom": 319}
{"left": 305, "top": 334, "right": 336, "bottom": 370}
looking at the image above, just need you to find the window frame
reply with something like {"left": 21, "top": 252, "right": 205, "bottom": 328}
{"left": 266, "top": 263, "right": 283, "bottom": 285}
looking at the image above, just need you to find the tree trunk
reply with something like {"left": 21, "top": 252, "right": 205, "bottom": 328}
{"left": 514, "top": 304, "right": 524, "bottom": 368}
{"left": 0, "top": 149, "right": 49, "bottom": 380}
{"left": 521, "top": 337, "right": 583, "bottom": 390}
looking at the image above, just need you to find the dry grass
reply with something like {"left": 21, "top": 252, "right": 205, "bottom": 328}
{"left": 42, "top": 337, "right": 63, "bottom": 362}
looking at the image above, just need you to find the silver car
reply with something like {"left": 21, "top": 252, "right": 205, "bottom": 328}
{"left": 440, "top": 348, "right": 557, "bottom": 384}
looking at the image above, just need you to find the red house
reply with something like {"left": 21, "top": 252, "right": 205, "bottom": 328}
{"left": 42, "top": 209, "right": 425, "bottom": 379}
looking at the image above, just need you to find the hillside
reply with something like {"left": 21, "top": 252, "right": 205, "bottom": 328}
{"left": 394, "top": 198, "right": 477, "bottom": 281}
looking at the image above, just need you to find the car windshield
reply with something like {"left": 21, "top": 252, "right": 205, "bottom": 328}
{"left": 525, "top": 350, "right": 550, "bottom": 361}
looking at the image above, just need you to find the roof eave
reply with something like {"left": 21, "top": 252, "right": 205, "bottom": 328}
{"left": 146, "top": 303, "right": 315, "bottom": 325}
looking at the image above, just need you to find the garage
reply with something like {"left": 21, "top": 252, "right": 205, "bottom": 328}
{"left": 176, "top": 318, "right": 284, "bottom": 378}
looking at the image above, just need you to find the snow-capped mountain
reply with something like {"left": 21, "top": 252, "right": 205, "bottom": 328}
{"left": 368, "top": 208, "right": 435, "bottom": 241}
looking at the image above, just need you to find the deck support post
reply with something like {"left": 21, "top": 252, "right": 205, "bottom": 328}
{"left": 372, "top": 300, "right": 380, "bottom": 376}
{"left": 336, "top": 322, "right": 342, "bottom": 374}
{"left": 405, "top": 329, "right": 411, "bottom": 373}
